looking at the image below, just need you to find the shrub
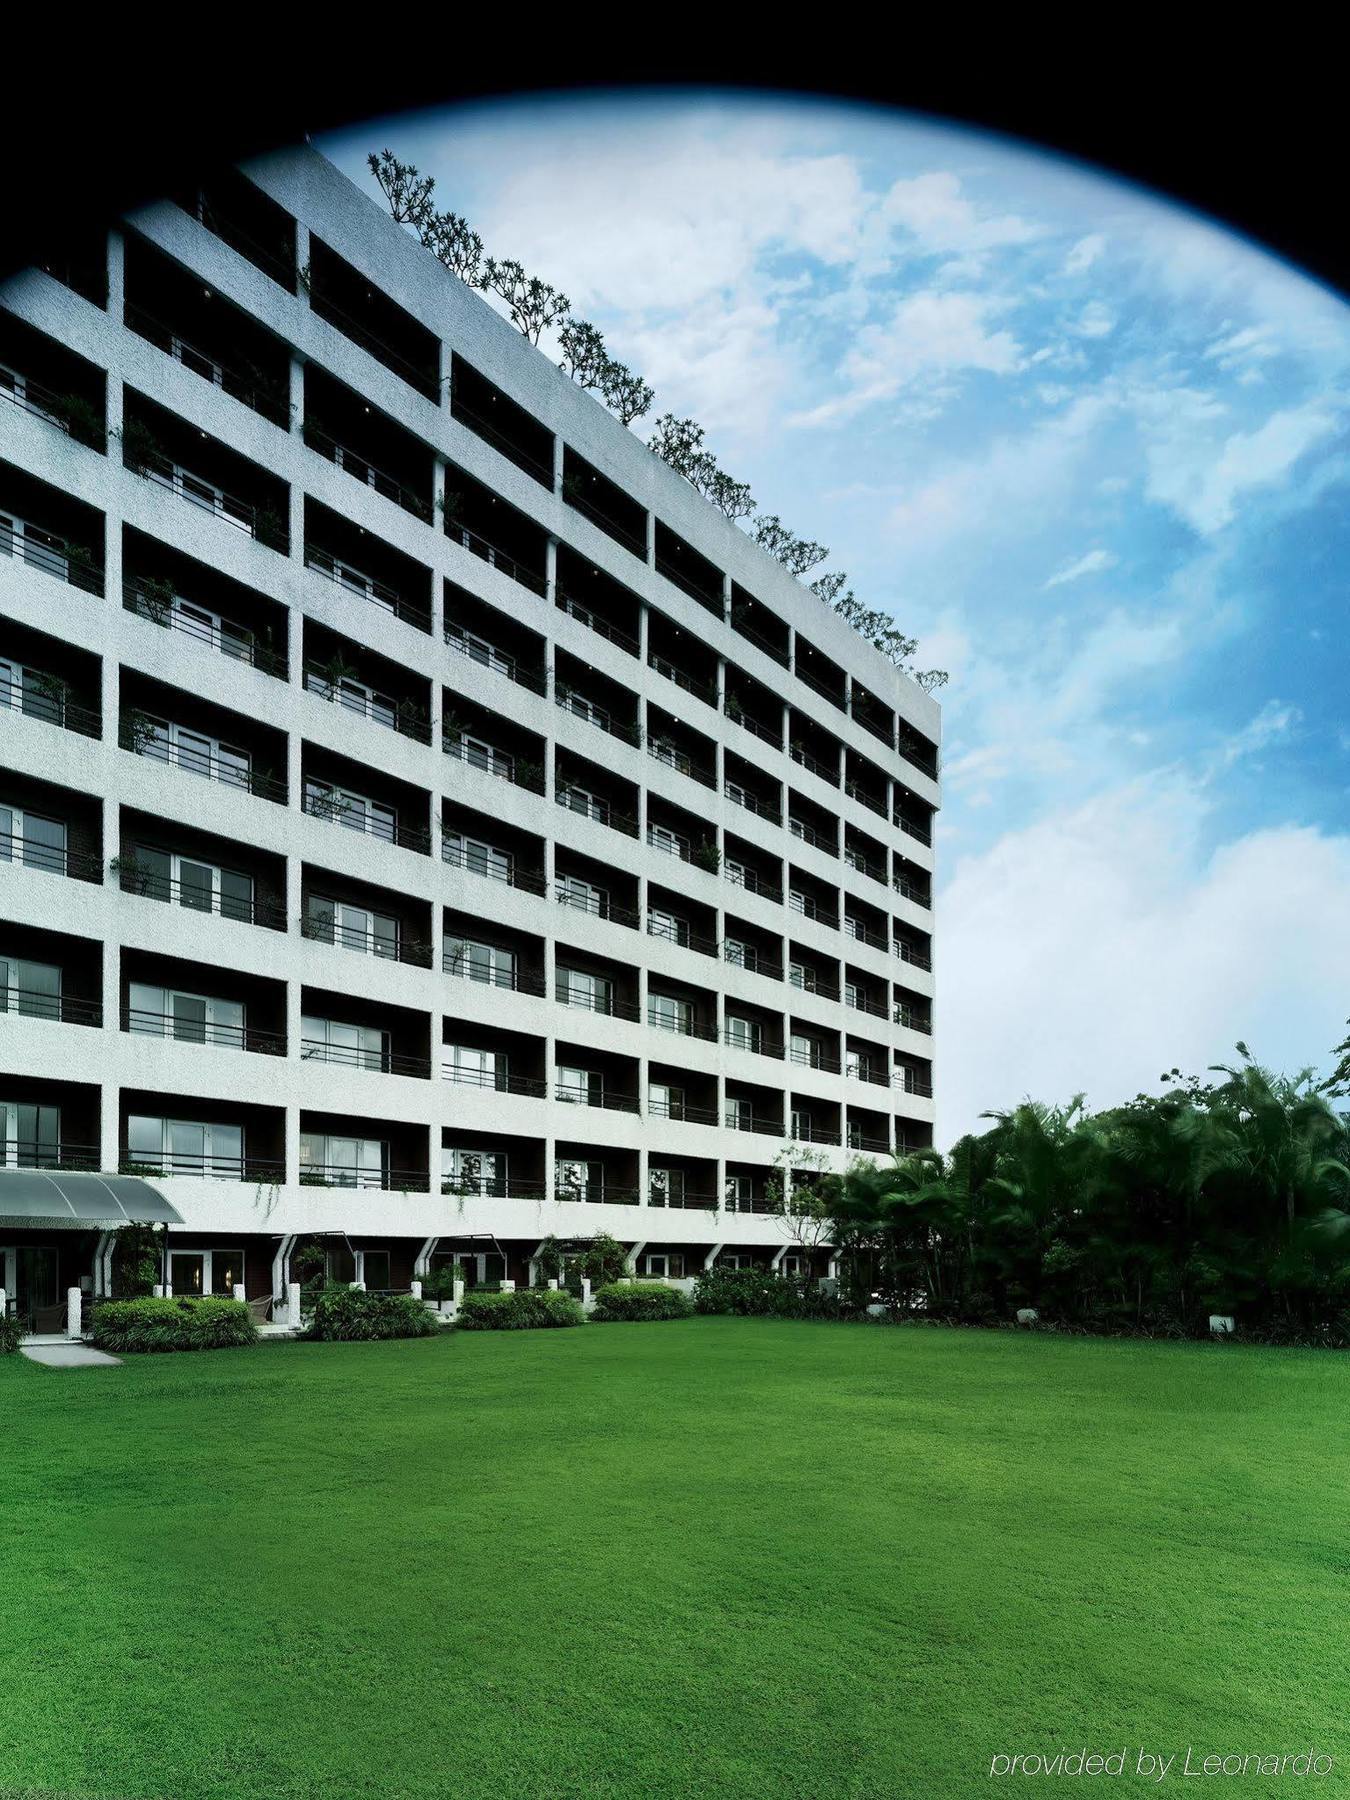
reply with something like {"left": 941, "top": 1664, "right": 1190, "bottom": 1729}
{"left": 693, "top": 1268, "right": 856, "bottom": 1321}
{"left": 90, "top": 1296, "right": 257, "bottom": 1354}
{"left": 1, "top": 1311, "right": 22, "bottom": 1354}
{"left": 591, "top": 1282, "right": 694, "bottom": 1322}
{"left": 303, "top": 1286, "right": 439, "bottom": 1342}
{"left": 419, "top": 1265, "right": 460, "bottom": 1302}
{"left": 456, "top": 1288, "right": 584, "bottom": 1331}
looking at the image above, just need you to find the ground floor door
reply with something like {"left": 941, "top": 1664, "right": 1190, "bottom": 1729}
{"left": 2, "top": 1244, "right": 61, "bottom": 1328}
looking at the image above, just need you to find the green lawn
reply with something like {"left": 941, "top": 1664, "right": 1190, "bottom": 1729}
{"left": 2, "top": 1319, "right": 1347, "bottom": 1799}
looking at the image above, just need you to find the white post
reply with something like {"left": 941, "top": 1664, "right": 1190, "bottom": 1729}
{"left": 287, "top": 1281, "right": 301, "bottom": 1328}
{"left": 350, "top": 1281, "right": 366, "bottom": 1292}
{"left": 450, "top": 1277, "right": 465, "bottom": 1319}
{"left": 547, "top": 1278, "right": 558, "bottom": 1291}
{"left": 500, "top": 1279, "right": 516, "bottom": 1294}
{"left": 66, "top": 1287, "right": 82, "bottom": 1340}
{"left": 152, "top": 1283, "right": 164, "bottom": 1298}
{"left": 232, "top": 1281, "right": 247, "bottom": 1303}
{"left": 0, "top": 1288, "right": 7, "bottom": 1323}
{"left": 410, "top": 1279, "right": 423, "bottom": 1300}
{"left": 581, "top": 1277, "right": 594, "bottom": 1314}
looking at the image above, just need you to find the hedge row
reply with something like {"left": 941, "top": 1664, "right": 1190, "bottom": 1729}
{"left": 590, "top": 1282, "right": 694, "bottom": 1322}
{"left": 0, "top": 1311, "right": 22, "bottom": 1355}
{"left": 304, "top": 1286, "right": 440, "bottom": 1342}
{"left": 456, "top": 1289, "right": 584, "bottom": 1330}
{"left": 693, "top": 1269, "right": 856, "bottom": 1320}
{"left": 90, "top": 1297, "right": 258, "bottom": 1354}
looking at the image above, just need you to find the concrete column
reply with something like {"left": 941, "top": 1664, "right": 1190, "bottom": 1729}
{"left": 98, "top": 1079, "right": 120, "bottom": 1174}
{"left": 410, "top": 1278, "right": 423, "bottom": 1300}
{"left": 287, "top": 1280, "right": 301, "bottom": 1327}
{"left": 500, "top": 1278, "right": 515, "bottom": 1293}
{"left": 287, "top": 352, "right": 305, "bottom": 554}
{"left": 545, "top": 534, "right": 558, "bottom": 602}
{"left": 644, "top": 510, "right": 656, "bottom": 569}
{"left": 551, "top": 432, "right": 564, "bottom": 495}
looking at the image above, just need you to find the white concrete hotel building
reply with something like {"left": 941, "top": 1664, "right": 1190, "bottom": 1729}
{"left": 0, "top": 145, "right": 938, "bottom": 1327}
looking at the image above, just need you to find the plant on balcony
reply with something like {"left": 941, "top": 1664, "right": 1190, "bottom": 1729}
{"left": 252, "top": 504, "right": 287, "bottom": 550}
{"left": 692, "top": 841, "right": 722, "bottom": 874}
{"left": 511, "top": 757, "right": 545, "bottom": 792}
{"left": 395, "top": 697, "right": 429, "bottom": 737}
{"left": 109, "top": 851, "right": 155, "bottom": 894}
{"left": 119, "top": 709, "right": 161, "bottom": 755}
{"left": 116, "top": 417, "right": 166, "bottom": 475}
{"left": 58, "top": 538, "right": 100, "bottom": 582}
{"left": 52, "top": 391, "right": 106, "bottom": 449}
{"left": 25, "top": 669, "right": 69, "bottom": 714}
{"left": 129, "top": 574, "right": 176, "bottom": 625}
{"left": 305, "top": 788, "right": 352, "bottom": 824}
{"left": 437, "top": 489, "right": 466, "bottom": 528}
{"left": 724, "top": 695, "right": 745, "bottom": 725}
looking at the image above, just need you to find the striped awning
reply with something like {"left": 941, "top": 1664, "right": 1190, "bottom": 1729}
{"left": 0, "top": 1169, "right": 184, "bottom": 1225}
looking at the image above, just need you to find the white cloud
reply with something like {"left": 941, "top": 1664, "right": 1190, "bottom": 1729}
{"left": 878, "top": 171, "right": 1042, "bottom": 264}
{"left": 1206, "top": 699, "right": 1300, "bottom": 775}
{"left": 1139, "top": 397, "right": 1340, "bottom": 534}
{"left": 936, "top": 778, "right": 1350, "bottom": 1141}
{"left": 1074, "top": 300, "right": 1116, "bottom": 338}
{"left": 1064, "top": 233, "right": 1105, "bottom": 275}
{"left": 1045, "top": 548, "right": 1117, "bottom": 588}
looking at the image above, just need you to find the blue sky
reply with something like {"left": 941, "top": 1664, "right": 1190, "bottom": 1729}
{"left": 322, "top": 91, "right": 1350, "bottom": 1141}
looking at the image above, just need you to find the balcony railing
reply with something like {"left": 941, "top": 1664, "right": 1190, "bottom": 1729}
{"left": 893, "top": 874, "right": 932, "bottom": 909}
{"left": 444, "top": 735, "right": 547, "bottom": 795}
{"left": 647, "top": 741, "right": 716, "bottom": 791}
{"left": 556, "top": 988, "right": 642, "bottom": 1023}
{"left": 301, "top": 914, "right": 432, "bottom": 966}
{"left": 649, "top": 1189, "right": 720, "bottom": 1212}
{"left": 126, "top": 303, "right": 289, "bottom": 424}
{"left": 730, "top": 613, "right": 790, "bottom": 668}
{"left": 646, "top": 1009, "right": 719, "bottom": 1043}
{"left": 554, "top": 1085, "right": 641, "bottom": 1114}
{"left": 442, "top": 838, "right": 547, "bottom": 897}
{"left": 851, "top": 705, "right": 894, "bottom": 748}
{"left": 555, "top": 592, "right": 640, "bottom": 657}
{"left": 790, "top": 819, "right": 838, "bottom": 857}
{"left": 304, "top": 424, "right": 432, "bottom": 522}
{"left": 895, "top": 940, "right": 933, "bottom": 972}
{"left": 894, "top": 1005, "right": 933, "bottom": 1035}
{"left": 133, "top": 453, "right": 287, "bottom": 552}
{"left": 304, "top": 545, "right": 431, "bottom": 632}
{"left": 441, "top": 1064, "right": 547, "bottom": 1098}
{"left": 444, "top": 520, "right": 548, "bottom": 597}
{"left": 647, "top": 1097, "right": 719, "bottom": 1126}
{"left": 3, "top": 1141, "right": 100, "bottom": 1172}
{"left": 442, "top": 953, "right": 547, "bottom": 998}
{"left": 1, "top": 674, "right": 100, "bottom": 740}
{"left": 844, "top": 851, "right": 887, "bottom": 885}
{"left": 120, "top": 1150, "right": 285, "bottom": 1183}
{"left": 0, "top": 368, "right": 106, "bottom": 449}
{"left": 124, "top": 1007, "right": 285, "bottom": 1054}
{"left": 307, "top": 276, "right": 437, "bottom": 401}
{"left": 300, "top": 1040, "right": 431, "bottom": 1079}
{"left": 789, "top": 976, "right": 841, "bottom": 1004}
{"left": 895, "top": 1070, "right": 935, "bottom": 1098}
{"left": 845, "top": 780, "right": 887, "bottom": 819}
{"left": 789, "top": 744, "right": 840, "bottom": 786}
{"left": 725, "top": 866, "right": 783, "bottom": 907}
{"left": 114, "top": 863, "right": 283, "bottom": 927}
{"left": 442, "top": 1174, "right": 548, "bottom": 1201}
{"left": 897, "top": 733, "right": 940, "bottom": 780}
{"left": 2, "top": 987, "right": 102, "bottom": 1027}
{"left": 788, "top": 1046, "right": 842, "bottom": 1074}
{"left": 722, "top": 1027, "right": 785, "bottom": 1060}
{"left": 450, "top": 390, "right": 555, "bottom": 487}
{"left": 555, "top": 690, "right": 641, "bottom": 747}
{"left": 724, "top": 785, "right": 782, "bottom": 826}
{"left": 562, "top": 482, "right": 647, "bottom": 558}
{"left": 121, "top": 728, "right": 287, "bottom": 803}
{"left": 553, "top": 1180, "right": 641, "bottom": 1207}
{"left": 655, "top": 552, "right": 724, "bottom": 617}
{"left": 2, "top": 832, "right": 102, "bottom": 883}
{"left": 648, "top": 654, "right": 717, "bottom": 709}
{"left": 792, "top": 1121, "right": 842, "bottom": 1145}
{"left": 301, "top": 791, "right": 430, "bottom": 854}
{"left": 846, "top": 991, "right": 889, "bottom": 1022}
{"left": 0, "top": 518, "right": 103, "bottom": 594}
{"left": 723, "top": 945, "right": 784, "bottom": 981}
{"left": 723, "top": 704, "right": 783, "bottom": 751}
{"left": 444, "top": 627, "right": 547, "bottom": 696}
{"left": 554, "top": 787, "right": 638, "bottom": 838}
{"left": 646, "top": 917, "right": 719, "bottom": 959}
{"left": 724, "top": 1110, "right": 785, "bottom": 1137}
{"left": 843, "top": 917, "right": 888, "bottom": 953}
{"left": 188, "top": 192, "right": 295, "bottom": 291}
{"left": 794, "top": 664, "right": 846, "bottom": 711}
{"left": 848, "top": 1130, "right": 892, "bottom": 1154}
{"left": 303, "top": 665, "right": 430, "bottom": 742}
{"left": 125, "top": 581, "right": 287, "bottom": 677}
{"left": 556, "top": 886, "right": 640, "bottom": 930}
{"left": 894, "top": 813, "right": 933, "bottom": 848}
{"left": 299, "top": 1164, "right": 430, "bottom": 1192}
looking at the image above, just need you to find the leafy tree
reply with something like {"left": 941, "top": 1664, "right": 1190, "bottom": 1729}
{"left": 368, "top": 150, "right": 434, "bottom": 228}
{"left": 752, "top": 514, "right": 828, "bottom": 577}
{"left": 481, "top": 259, "right": 570, "bottom": 344}
{"left": 558, "top": 319, "right": 610, "bottom": 389}
{"left": 600, "top": 362, "right": 654, "bottom": 425}
{"left": 648, "top": 414, "right": 708, "bottom": 479}
{"left": 1323, "top": 1021, "right": 1350, "bottom": 1097}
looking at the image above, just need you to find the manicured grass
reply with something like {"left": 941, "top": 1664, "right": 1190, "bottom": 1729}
{"left": 2, "top": 1320, "right": 1347, "bottom": 1798}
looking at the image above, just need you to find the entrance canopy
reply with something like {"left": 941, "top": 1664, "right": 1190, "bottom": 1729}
{"left": 0, "top": 1169, "right": 184, "bottom": 1226}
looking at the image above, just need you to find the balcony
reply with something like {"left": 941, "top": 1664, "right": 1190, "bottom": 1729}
{"left": 0, "top": 345, "right": 105, "bottom": 452}
{"left": 307, "top": 236, "right": 439, "bottom": 402}
{"left": 302, "top": 785, "right": 430, "bottom": 855}
{"left": 121, "top": 396, "right": 288, "bottom": 552}
{"left": 561, "top": 447, "right": 647, "bottom": 558}
{"left": 124, "top": 254, "right": 290, "bottom": 426}
{"left": 124, "top": 1004, "right": 285, "bottom": 1056}
{"left": 123, "top": 577, "right": 287, "bottom": 678}
{"left": 178, "top": 170, "right": 297, "bottom": 292}
{"left": 2, "top": 777, "right": 103, "bottom": 885}
{"left": 1, "top": 461, "right": 105, "bottom": 595}
{"left": 1, "top": 662, "right": 100, "bottom": 742}
{"left": 654, "top": 521, "right": 724, "bottom": 619}
{"left": 1, "top": 986, "right": 101, "bottom": 1028}
{"left": 452, "top": 358, "right": 554, "bottom": 489}
{"left": 115, "top": 852, "right": 285, "bottom": 930}
{"left": 304, "top": 540, "right": 431, "bottom": 634}
{"left": 120, "top": 714, "right": 287, "bottom": 804}
{"left": 444, "top": 612, "right": 547, "bottom": 698}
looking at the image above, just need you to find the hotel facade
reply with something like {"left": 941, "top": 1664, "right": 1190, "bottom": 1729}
{"left": 0, "top": 146, "right": 938, "bottom": 1326}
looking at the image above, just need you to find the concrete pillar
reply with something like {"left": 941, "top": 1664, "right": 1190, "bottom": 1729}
{"left": 0, "top": 1289, "right": 7, "bottom": 1323}
{"left": 545, "top": 534, "right": 558, "bottom": 602}
{"left": 66, "top": 1288, "right": 82, "bottom": 1339}
{"left": 500, "top": 1279, "right": 515, "bottom": 1293}
{"left": 410, "top": 1279, "right": 423, "bottom": 1300}
{"left": 287, "top": 1280, "right": 301, "bottom": 1327}
{"left": 547, "top": 1278, "right": 558, "bottom": 1291}
{"left": 580, "top": 1277, "right": 594, "bottom": 1313}
{"left": 152, "top": 1283, "right": 164, "bottom": 1297}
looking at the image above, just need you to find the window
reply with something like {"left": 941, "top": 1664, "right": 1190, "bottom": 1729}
{"left": 0, "top": 511, "right": 69, "bottom": 578}
{"left": 846, "top": 1049, "right": 873, "bottom": 1081}
{"left": 444, "top": 831, "right": 512, "bottom": 882}
{"left": 305, "top": 894, "right": 398, "bottom": 959}
{"left": 648, "top": 908, "right": 689, "bottom": 947}
{"left": 167, "top": 596, "right": 255, "bottom": 662}
{"left": 782, "top": 1253, "right": 805, "bottom": 1278}
{"left": 791, "top": 1034, "right": 822, "bottom": 1069}
{"left": 642, "top": 1252, "right": 686, "bottom": 1279}
{"left": 135, "top": 845, "right": 254, "bottom": 919}
{"left": 555, "top": 1158, "right": 601, "bottom": 1202}
{"left": 556, "top": 1065, "right": 602, "bottom": 1106}
{"left": 647, "top": 992, "right": 692, "bottom": 1034}
{"left": 444, "top": 1147, "right": 506, "bottom": 1194}
{"left": 304, "top": 779, "right": 396, "bottom": 841}
{"left": 558, "top": 875, "right": 608, "bottom": 917}
{"left": 0, "top": 955, "right": 62, "bottom": 1020}
{"left": 724, "top": 858, "right": 748, "bottom": 889}
{"left": 446, "top": 938, "right": 516, "bottom": 987}
{"left": 722, "top": 1178, "right": 754, "bottom": 1213}
{"left": 556, "top": 967, "right": 613, "bottom": 1013}
{"left": 726, "top": 1015, "right": 762, "bottom": 1053}
{"left": 0, "top": 1100, "right": 61, "bottom": 1167}
{"left": 360, "top": 1249, "right": 391, "bottom": 1291}
{"left": 559, "top": 784, "right": 610, "bottom": 825}
{"left": 649, "top": 1082, "right": 684, "bottom": 1120}
{"left": 307, "top": 666, "right": 397, "bottom": 728}
{"left": 649, "top": 738, "right": 690, "bottom": 774}
{"left": 789, "top": 888, "right": 816, "bottom": 919}
{"left": 649, "top": 1167, "right": 687, "bottom": 1208}
{"left": 127, "top": 1114, "right": 244, "bottom": 1177}
{"left": 719, "top": 1249, "right": 757, "bottom": 1269}
{"left": 300, "top": 1132, "right": 387, "bottom": 1189}
{"left": 0, "top": 806, "right": 66, "bottom": 873}
{"left": 0, "top": 657, "right": 67, "bottom": 725}
{"left": 791, "top": 1109, "right": 810, "bottom": 1139}
{"left": 445, "top": 1044, "right": 507, "bottom": 1090}
{"left": 844, "top": 981, "right": 864, "bottom": 1010}
{"left": 130, "top": 982, "right": 245, "bottom": 1048}
{"left": 724, "top": 1096, "right": 755, "bottom": 1130}
{"left": 447, "top": 623, "right": 515, "bottom": 680}
{"left": 561, "top": 690, "right": 611, "bottom": 732}
{"left": 301, "top": 1016, "right": 389, "bottom": 1072}
{"left": 453, "top": 732, "right": 513, "bottom": 779}
{"left": 135, "top": 715, "right": 252, "bottom": 790}
{"left": 646, "top": 822, "right": 688, "bottom": 860}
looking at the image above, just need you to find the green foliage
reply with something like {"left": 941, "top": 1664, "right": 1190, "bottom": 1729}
{"left": 90, "top": 1296, "right": 257, "bottom": 1354}
{"left": 828, "top": 1045, "right": 1350, "bottom": 1337}
{"left": 693, "top": 1268, "right": 855, "bottom": 1320}
{"left": 590, "top": 1282, "right": 694, "bottom": 1322}
{"left": 419, "top": 1264, "right": 460, "bottom": 1302}
{"left": 456, "top": 1289, "right": 584, "bottom": 1331}
{"left": 302, "top": 1286, "right": 438, "bottom": 1342}
{"left": 110, "top": 1223, "right": 159, "bottom": 1297}
{"left": 0, "top": 1310, "right": 22, "bottom": 1354}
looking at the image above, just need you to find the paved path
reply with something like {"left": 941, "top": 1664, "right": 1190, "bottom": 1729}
{"left": 21, "top": 1342, "right": 121, "bottom": 1368}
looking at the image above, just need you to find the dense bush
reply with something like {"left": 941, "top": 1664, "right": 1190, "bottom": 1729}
{"left": 591, "top": 1282, "right": 694, "bottom": 1322}
{"left": 456, "top": 1288, "right": 584, "bottom": 1331}
{"left": 1, "top": 1310, "right": 22, "bottom": 1354}
{"left": 303, "top": 1286, "right": 439, "bottom": 1342}
{"left": 419, "top": 1265, "right": 459, "bottom": 1302}
{"left": 90, "top": 1296, "right": 257, "bottom": 1354}
{"left": 693, "top": 1269, "right": 857, "bottom": 1320}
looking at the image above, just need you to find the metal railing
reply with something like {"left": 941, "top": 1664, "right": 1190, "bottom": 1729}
{"left": 133, "top": 453, "right": 287, "bottom": 551}
{"left": 646, "top": 917, "right": 719, "bottom": 958}
{"left": 1, "top": 675, "right": 100, "bottom": 740}
{"left": 307, "top": 278, "right": 439, "bottom": 400}
{"left": 730, "top": 614, "right": 790, "bottom": 668}
{"left": 648, "top": 653, "right": 717, "bottom": 708}
{"left": 450, "top": 390, "right": 555, "bottom": 487}
{"left": 2, "top": 1141, "right": 100, "bottom": 1172}
{"left": 845, "top": 851, "right": 887, "bottom": 885}
{"left": 894, "top": 813, "right": 933, "bottom": 848}
{"left": 301, "top": 792, "right": 430, "bottom": 854}
{"left": 304, "top": 545, "right": 431, "bottom": 632}
{"left": 119, "top": 1150, "right": 285, "bottom": 1182}
{"left": 125, "top": 582, "right": 287, "bottom": 677}
{"left": 789, "top": 977, "right": 842, "bottom": 1004}
{"left": 554, "top": 1085, "right": 641, "bottom": 1114}
{"left": 561, "top": 481, "right": 647, "bottom": 557}
{"left": 303, "top": 423, "right": 432, "bottom": 521}
{"left": 722, "top": 1027, "right": 785, "bottom": 1060}
{"left": 789, "top": 744, "right": 840, "bottom": 785}
{"left": 646, "top": 1008, "right": 719, "bottom": 1043}
{"left": 655, "top": 554, "right": 724, "bottom": 616}
{"left": 122, "top": 729, "right": 287, "bottom": 803}
{"left": 790, "top": 819, "right": 838, "bottom": 856}
{"left": 299, "top": 1164, "right": 429, "bottom": 1192}
{"left": 846, "top": 991, "right": 890, "bottom": 1021}
{"left": 851, "top": 704, "right": 895, "bottom": 748}
{"left": 126, "top": 302, "right": 288, "bottom": 423}
{"left": 300, "top": 1040, "right": 430, "bottom": 1078}
{"left": 793, "top": 1122, "right": 842, "bottom": 1146}
{"left": 555, "top": 987, "right": 642, "bottom": 1023}
{"left": 788, "top": 1046, "right": 842, "bottom": 1074}
{"left": 845, "top": 780, "right": 887, "bottom": 819}
{"left": 2, "top": 832, "right": 102, "bottom": 883}
{"left": 555, "top": 690, "right": 641, "bottom": 747}
{"left": 648, "top": 1097, "right": 718, "bottom": 1125}
{"left": 895, "top": 940, "right": 933, "bottom": 972}
{"left": 444, "top": 627, "right": 547, "bottom": 696}
{"left": 445, "top": 520, "right": 548, "bottom": 597}
{"left": 442, "top": 954, "right": 547, "bottom": 997}
{"left": 116, "top": 865, "right": 283, "bottom": 926}
{"left": 555, "top": 592, "right": 640, "bottom": 657}
{"left": 794, "top": 663, "right": 847, "bottom": 711}
{"left": 445, "top": 736, "right": 547, "bottom": 795}
{"left": 724, "top": 1111, "right": 785, "bottom": 1136}
{"left": 848, "top": 1131, "right": 892, "bottom": 1153}
{"left": 442, "top": 1176, "right": 547, "bottom": 1201}
{"left": 647, "top": 741, "right": 717, "bottom": 790}
{"left": 301, "top": 914, "right": 432, "bottom": 966}
{"left": 649, "top": 1189, "right": 720, "bottom": 1212}
{"left": 894, "top": 1006, "right": 933, "bottom": 1035}
{"left": 893, "top": 874, "right": 932, "bottom": 909}
{"left": 895, "top": 1070, "right": 935, "bottom": 1097}
{"left": 725, "top": 867, "right": 784, "bottom": 906}
{"left": 303, "top": 665, "right": 430, "bottom": 741}
{"left": 556, "top": 886, "right": 640, "bottom": 930}
{"left": 897, "top": 734, "right": 940, "bottom": 780}
{"left": 125, "top": 1007, "right": 284, "bottom": 1055}
{"left": 0, "top": 518, "right": 103, "bottom": 594}
{"left": 723, "top": 945, "right": 784, "bottom": 981}
{"left": 3, "top": 987, "right": 102, "bottom": 1027}
{"left": 554, "top": 787, "right": 639, "bottom": 837}
{"left": 724, "top": 785, "right": 782, "bottom": 825}
{"left": 188, "top": 191, "right": 296, "bottom": 291}
{"left": 442, "top": 839, "right": 547, "bottom": 896}
{"left": 441, "top": 1064, "right": 547, "bottom": 1098}
{"left": 843, "top": 917, "right": 888, "bottom": 952}
{"left": 553, "top": 1181, "right": 641, "bottom": 1206}
{"left": 0, "top": 368, "right": 106, "bottom": 448}
{"left": 724, "top": 705, "right": 783, "bottom": 751}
